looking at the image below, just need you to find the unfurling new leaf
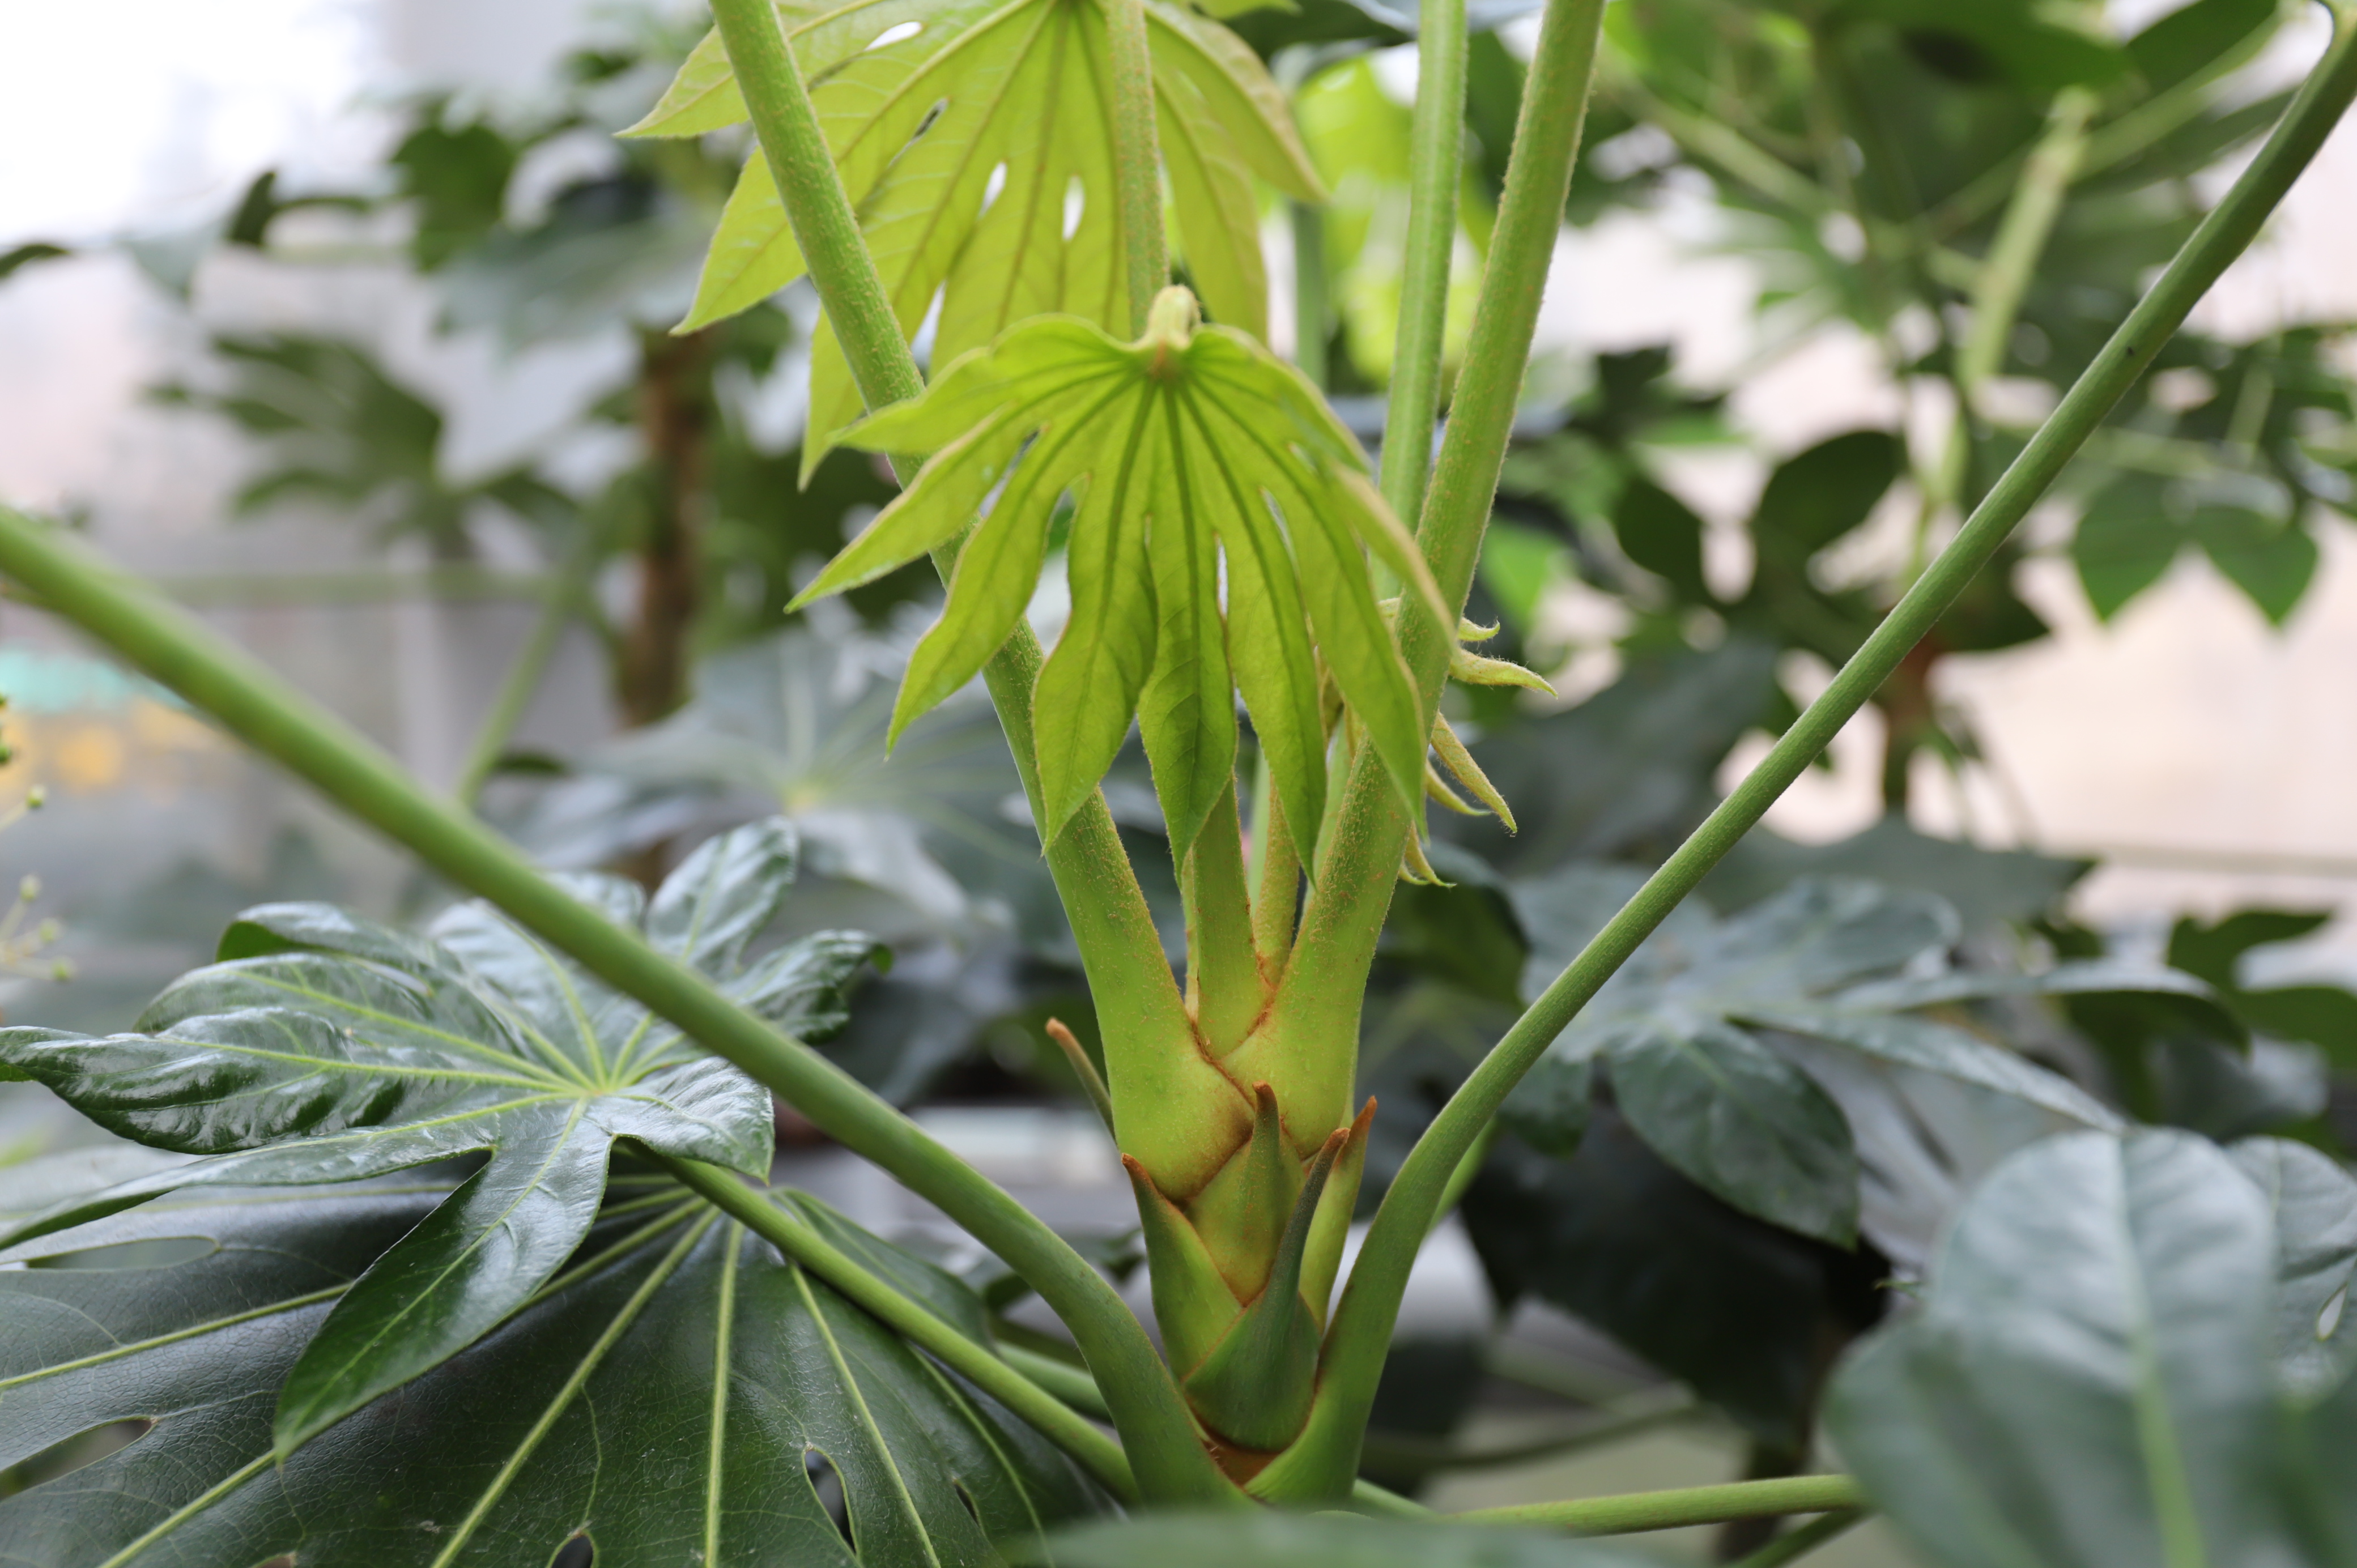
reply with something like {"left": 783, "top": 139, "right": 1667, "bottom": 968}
{"left": 791, "top": 287, "right": 1446, "bottom": 865}
{"left": 628, "top": 0, "right": 1322, "bottom": 472}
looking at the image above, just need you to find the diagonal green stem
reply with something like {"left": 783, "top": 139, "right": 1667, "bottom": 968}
{"left": 1316, "top": 0, "right": 2357, "bottom": 1490}
{"left": 0, "top": 502, "right": 1231, "bottom": 1505}
{"left": 1451, "top": 1475, "right": 1867, "bottom": 1535}
{"left": 1375, "top": 0, "right": 1467, "bottom": 528}
{"left": 654, "top": 1154, "right": 1136, "bottom": 1499}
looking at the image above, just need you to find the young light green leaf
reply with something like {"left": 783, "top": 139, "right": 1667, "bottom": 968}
{"left": 0, "top": 819, "right": 875, "bottom": 1457}
{"left": 796, "top": 289, "right": 1442, "bottom": 863}
{"left": 633, "top": 0, "right": 1322, "bottom": 473}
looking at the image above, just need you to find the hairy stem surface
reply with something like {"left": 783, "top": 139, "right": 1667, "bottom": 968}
{"left": 1376, "top": 0, "right": 1467, "bottom": 527}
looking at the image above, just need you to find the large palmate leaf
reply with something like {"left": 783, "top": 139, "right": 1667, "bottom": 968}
{"left": 1500, "top": 874, "right": 2161, "bottom": 1246}
{"left": 1826, "top": 1128, "right": 2357, "bottom": 1568}
{"left": 0, "top": 1165, "right": 1107, "bottom": 1566}
{"left": 792, "top": 288, "right": 1445, "bottom": 863}
{"left": 0, "top": 819, "right": 876, "bottom": 1454}
{"left": 628, "top": 0, "right": 1320, "bottom": 471}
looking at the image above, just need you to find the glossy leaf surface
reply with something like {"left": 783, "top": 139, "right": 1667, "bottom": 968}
{"left": 0, "top": 820, "right": 875, "bottom": 1452}
{"left": 0, "top": 1169, "right": 1104, "bottom": 1566}
{"left": 1827, "top": 1128, "right": 2357, "bottom": 1568}
{"left": 631, "top": 0, "right": 1319, "bottom": 468}
{"left": 793, "top": 290, "right": 1443, "bottom": 860}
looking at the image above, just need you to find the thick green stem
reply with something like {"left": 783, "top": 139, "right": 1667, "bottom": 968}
{"left": 657, "top": 1154, "right": 1136, "bottom": 1499}
{"left": 1186, "top": 789, "right": 1263, "bottom": 1054}
{"left": 1290, "top": 201, "right": 1331, "bottom": 390}
{"left": 1249, "top": 0, "right": 1610, "bottom": 1191}
{"left": 1103, "top": 0, "right": 1169, "bottom": 335}
{"left": 1375, "top": 0, "right": 1467, "bottom": 527}
{"left": 0, "top": 504, "right": 1232, "bottom": 1506}
{"left": 1450, "top": 1476, "right": 1867, "bottom": 1535}
{"left": 455, "top": 533, "right": 600, "bottom": 808}
{"left": 701, "top": 0, "right": 1201, "bottom": 1193}
{"left": 1314, "top": 4, "right": 2357, "bottom": 1492}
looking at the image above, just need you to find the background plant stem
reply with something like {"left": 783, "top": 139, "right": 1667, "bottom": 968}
{"left": 1375, "top": 0, "right": 1467, "bottom": 527}
{"left": 1316, "top": 1, "right": 2357, "bottom": 1491}
{"left": 454, "top": 528, "right": 601, "bottom": 807}
{"left": 1450, "top": 1475, "right": 1866, "bottom": 1534}
{"left": 657, "top": 1154, "right": 1137, "bottom": 1499}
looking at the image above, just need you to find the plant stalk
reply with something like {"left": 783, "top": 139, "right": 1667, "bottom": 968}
{"left": 657, "top": 1154, "right": 1137, "bottom": 1499}
{"left": 0, "top": 502, "right": 1231, "bottom": 1506}
{"left": 1102, "top": 0, "right": 1171, "bottom": 335}
{"left": 1314, "top": 2, "right": 2357, "bottom": 1491}
{"left": 1246, "top": 0, "right": 1611, "bottom": 1272}
{"left": 1449, "top": 1475, "right": 1866, "bottom": 1534}
{"left": 1376, "top": 0, "right": 1468, "bottom": 527}
{"left": 455, "top": 531, "right": 601, "bottom": 807}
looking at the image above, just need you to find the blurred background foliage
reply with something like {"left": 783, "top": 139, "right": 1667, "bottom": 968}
{"left": 5, "top": 0, "right": 2357, "bottom": 1555}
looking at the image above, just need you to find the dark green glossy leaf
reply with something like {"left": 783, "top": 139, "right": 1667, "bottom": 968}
{"left": 1508, "top": 878, "right": 2120, "bottom": 1245}
{"left": 1827, "top": 1129, "right": 2298, "bottom": 1568}
{"left": 0, "top": 1174, "right": 1105, "bottom": 1566}
{"left": 1603, "top": 1019, "right": 1859, "bottom": 1246}
{"left": 0, "top": 820, "right": 873, "bottom": 1454}
{"left": 1466, "top": 1109, "right": 1886, "bottom": 1450}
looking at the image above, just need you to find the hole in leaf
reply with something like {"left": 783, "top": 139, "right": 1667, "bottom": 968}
{"left": 805, "top": 1447, "right": 854, "bottom": 1548}
{"left": 547, "top": 1533, "right": 594, "bottom": 1568}
{"left": 978, "top": 161, "right": 1009, "bottom": 218}
{"left": 1061, "top": 176, "right": 1084, "bottom": 242}
{"left": 952, "top": 1479, "right": 982, "bottom": 1527}
{"left": 0, "top": 1418, "right": 154, "bottom": 1499}
{"left": 25, "top": 1237, "right": 215, "bottom": 1270}
{"left": 2320, "top": 1284, "right": 2347, "bottom": 1343}
{"left": 866, "top": 19, "right": 922, "bottom": 50}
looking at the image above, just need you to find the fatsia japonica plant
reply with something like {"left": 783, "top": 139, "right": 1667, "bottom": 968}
{"left": 6, "top": 0, "right": 2357, "bottom": 1560}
